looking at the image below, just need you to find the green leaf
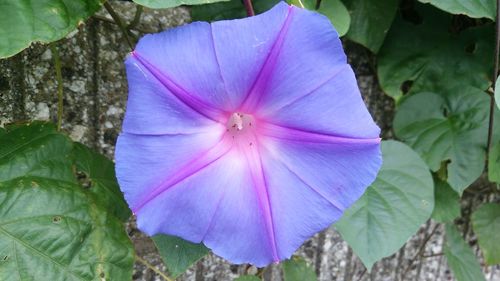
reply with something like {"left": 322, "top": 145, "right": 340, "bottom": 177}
{"left": 235, "top": 276, "right": 261, "bottom": 281}
{"left": 495, "top": 77, "right": 500, "bottom": 110}
{"left": 288, "top": 0, "right": 350, "bottom": 36}
{"left": 152, "top": 234, "right": 209, "bottom": 278}
{"left": 0, "top": 177, "right": 134, "bottom": 281}
{"left": 488, "top": 142, "right": 500, "bottom": 183}
{"left": 444, "top": 224, "right": 486, "bottom": 281}
{"left": 336, "top": 140, "right": 434, "bottom": 270}
{"left": 133, "top": 0, "right": 229, "bottom": 9}
{"left": 377, "top": 4, "right": 493, "bottom": 100}
{"left": 282, "top": 257, "right": 317, "bottom": 281}
{"left": 72, "top": 142, "right": 131, "bottom": 221}
{"left": 419, "top": 0, "right": 495, "bottom": 20}
{"left": 342, "top": 0, "right": 399, "bottom": 53}
{"left": 394, "top": 89, "right": 489, "bottom": 193}
{"left": 191, "top": 0, "right": 280, "bottom": 21}
{"left": 0, "top": 122, "right": 74, "bottom": 183}
{"left": 0, "top": 0, "right": 102, "bottom": 59}
{"left": 431, "top": 179, "right": 460, "bottom": 223}
{"left": 471, "top": 203, "right": 500, "bottom": 265}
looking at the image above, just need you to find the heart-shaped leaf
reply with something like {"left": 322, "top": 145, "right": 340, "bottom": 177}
{"left": 282, "top": 257, "right": 317, "bottom": 281}
{"left": 152, "top": 234, "right": 209, "bottom": 278}
{"left": 431, "top": 179, "right": 460, "bottom": 223}
{"left": 0, "top": 122, "right": 74, "bottom": 183}
{"left": 0, "top": 0, "right": 102, "bottom": 58}
{"left": 444, "top": 224, "right": 486, "bottom": 281}
{"left": 471, "top": 203, "right": 500, "bottom": 265}
{"left": 377, "top": 4, "right": 493, "bottom": 100}
{"left": 72, "top": 143, "right": 131, "bottom": 221}
{"left": 343, "top": 0, "right": 399, "bottom": 53}
{"left": 418, "top": 0, "right": 495, "bottom": 20}
{"left": 336, "top": 140, "right": 434, "bottom": 269}
{"left": 394, "top": 89, "right": 489, "bottom": 193}
{"left": 0, "top": 177, "right": 134, "bottom": 281}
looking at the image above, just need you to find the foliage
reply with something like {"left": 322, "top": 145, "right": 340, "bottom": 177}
{"left": 0, "top": 0, "right": 499, "bottom": 279}
{"left": 444, "top": 224, "right": 487, "bottom": 281}
{"left": 431, "top": 179, "right": 460, "bottom": 223}
{"left": 471, "top": 203, "right": 500, "bottom": 265}
{"left": 336, "top": 140, "right": 434, "bottom": 269}
{"left": 343, "top": 0, "right": 399, "bottom": 53}
{"left": 394, "top": 89, "right": 490, "bottom": 193}
{"left": 418, "top": 0, "right": 496, "bottom": 19}
{"left": 152, "top": 234, "right": 208, "bottom": 278}
{"left": 0, "top": 0, "right": 103, "bottom": 59}
{"left": 0, "top": 123, "right": 134, "bottom": 280}
{"left": 282, "top": 257, "right": 317, "bottom": 281}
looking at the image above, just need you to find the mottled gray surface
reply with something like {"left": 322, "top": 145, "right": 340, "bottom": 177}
{"left": 0, "top": 1, "right": 499, "bottom": 280}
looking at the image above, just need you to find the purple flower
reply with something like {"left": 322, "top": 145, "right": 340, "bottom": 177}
{"left": 116, "top": 2, "right": 381, "bottom": 266}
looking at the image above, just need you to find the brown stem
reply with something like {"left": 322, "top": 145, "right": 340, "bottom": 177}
{"left": 243, "top": 0, "right": 255, "bottom": 16}
{"left": 103, "top": 1, "right": 134, "bottom": 50}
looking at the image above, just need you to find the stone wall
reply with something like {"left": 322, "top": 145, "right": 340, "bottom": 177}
{"left": 1, "top": 1, "right": 499, "bottom": 280}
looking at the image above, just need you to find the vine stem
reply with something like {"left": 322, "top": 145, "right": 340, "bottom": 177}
{"left": 315, "top": 0, "right": 322, "bottom": 10}
{"left": 243, "top": 0, "right": 255, "bottom": 17}
{"left": 103, "top": 1, "right": 134, "bottom": 50}
{"left": 50, "top": 43, "right": 63, "bottom": 131}
{"left": 135, "top": 255, "right": 174, "bottom": 281}
{"left": 488, "top": 0, "right": 500, "bottom": 157}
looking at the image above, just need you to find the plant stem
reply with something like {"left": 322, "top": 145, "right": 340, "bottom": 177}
{"left": 488, "top": 0, "right": 500, "bottom": 157}
{"left": 103, "top": 1, "right": 134, "bottom": 50}
{"left": 135, "top": 255, "right": 174, "bottom": 281}
{"left": 243, "top": 0, "right": 255, "bottom": 17}
{"left": 50, "top": 43, "right": 64, "bottom": 131}
{"left": 315, "top": 0, "right": 322, "bottom": 10}
{"left": 128, "top": 5, "right": 143, "bottom": 30}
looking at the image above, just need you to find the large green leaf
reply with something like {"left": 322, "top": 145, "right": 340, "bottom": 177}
{"left": 431, "top": 179, "right": 460, "bottom": 223}
{"left": 419, "top": 0, "right": 495, "bottom": 20}
{"left": 288, "top": 0, "right": 351, "bottom": 36}
{"left": 342, "top": 0, "right": 399, "bottom": 53}
{"left": 72, "top": 143, "right": 131, "bottom": 221}
{"left": 336, "top": 140, "right": 434, "bottom": 270}
{"left": 471, "top": 203, "right": 500, "bottom": 265}
{"left": 0, "top": 177, "right": 134, "bottom": 281}
{"left": 394, "top": 89, "right": 489, "bottom": 193}
{"left": 377, "top": 4, "right": 493, "bottom": 100}
{"left": 0, "top": 0, "right": 102, "bottom": 59}
{"left": 133, "top": 0, "right": 229, "bottom": 9}
{"left": 0, "top": 122, "right": 74, "bottom": 183}
{"left": 152, "top": 234, "right": 209, "bottom": 278}
{"left": 488, "top": 142, "right": 500, "bottom": 183}
{"left": 190, "top": 0, "right": 280, "bottom": 21}
{"left": 444, "top": 224, "right": 486, "bottom": 281}
{"left": 282, "top": 257, "right": 317, "bottom": 281}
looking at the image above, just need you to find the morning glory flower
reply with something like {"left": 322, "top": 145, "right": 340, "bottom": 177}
{"left": 116, "top": 2, "right": 381, "bottom": 266}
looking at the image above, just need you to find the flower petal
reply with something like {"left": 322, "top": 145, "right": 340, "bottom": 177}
{"left": 115, "top": 127, "right": 224, "bottom": 211}
{"left": 262, "top": 67, "right": 380, "bottom": 138}
{"left": 123, "top": 57, "right": 217, "bottom": 134}
{"left": 240, "top": 6, "right": 348, "bottom": 116}
{"left": 134, "top": 148, "right": 278, "bottom": 266}
{"left": 210, "top": 2, "right": 290, "bottom": 109}
{"left": 132, "top": 21, "right": 228, "bottom": 119}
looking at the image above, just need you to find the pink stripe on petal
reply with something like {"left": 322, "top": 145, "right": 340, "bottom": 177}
{"left": 259, "top": 122, "right": 381, "bottom": 145}
{"left": 131, "top": 52, "right": 228, "bottom": 123}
